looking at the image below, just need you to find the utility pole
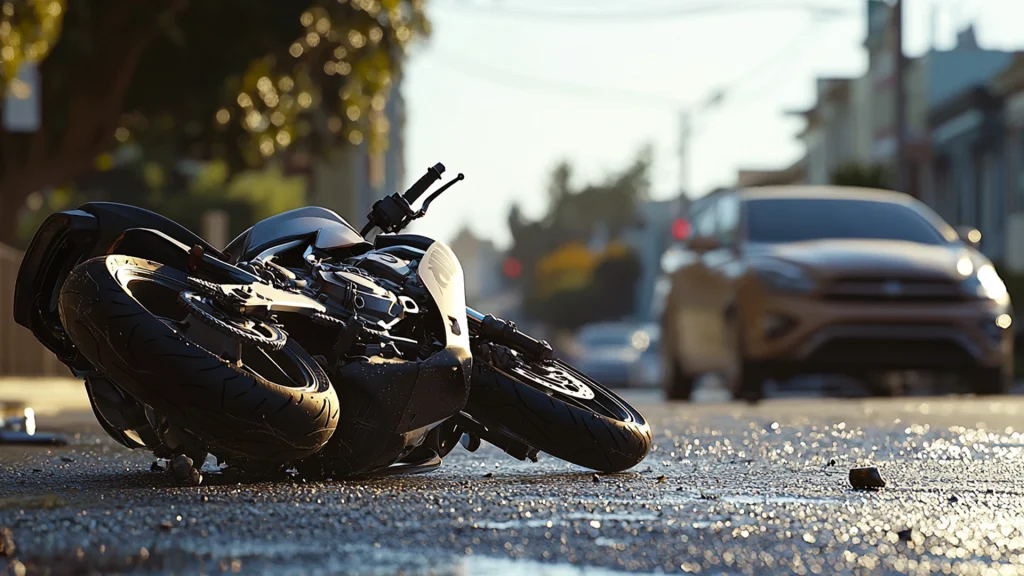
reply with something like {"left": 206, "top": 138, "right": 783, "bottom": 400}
{"left": 678, "top": 110, "right": 692, "bottom": 195}
{"left": 677, "top": 90, "right": 723, "bottom": 196}
{"left": 893, "top": 0, "right": 909, "bottom": 195}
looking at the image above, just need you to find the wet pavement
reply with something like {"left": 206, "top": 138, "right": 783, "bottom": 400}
{"left": 5, "top": 391, "right": 1024, "bottom": 574}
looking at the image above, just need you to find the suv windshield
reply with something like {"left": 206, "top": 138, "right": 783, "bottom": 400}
{"left": 745, "top": 198, "right": 950, "bottom": 245}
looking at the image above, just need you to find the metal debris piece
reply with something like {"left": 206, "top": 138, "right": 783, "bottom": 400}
{"left": 0, "top": 526, "right": 15, "bottom": 557}
{"left": 849, "top": 466, "right": 886, "bottom": 490}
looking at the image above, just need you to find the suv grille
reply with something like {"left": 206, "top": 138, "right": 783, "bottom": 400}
{"left": 823, "top": 277, "right": 963, "bottom": 302}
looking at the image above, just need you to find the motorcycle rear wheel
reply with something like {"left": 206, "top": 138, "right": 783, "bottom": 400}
{"left": 58, "top": 255, "right": 339, "bottom": 463}
{"left": 467, "top": 351, "right": 651, "bottom": 473}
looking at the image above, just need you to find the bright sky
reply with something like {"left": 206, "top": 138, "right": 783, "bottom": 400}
{"left": 402, "top": 0, "right": 1024, "bottom": 248}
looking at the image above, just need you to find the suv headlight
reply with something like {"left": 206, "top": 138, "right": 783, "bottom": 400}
{"left": 753, "top": 261, "right": 816, "bottom": 294}
{"left": 961, "top": 264, "right": 1008, "bottom": 302}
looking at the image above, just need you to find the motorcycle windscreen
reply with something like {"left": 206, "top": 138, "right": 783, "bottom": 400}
{"left": 418, "top": 241, "right": 471, "bottom": 352}
{"left": 226, "top": 207, "right": 367, "bottom": 261}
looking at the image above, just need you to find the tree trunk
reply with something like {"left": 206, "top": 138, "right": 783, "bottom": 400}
{"left": 0, "top": 188, "right": 25, "bottom": 245}
{"left": 0, "top": 1, "right": 183, "bottom": 244}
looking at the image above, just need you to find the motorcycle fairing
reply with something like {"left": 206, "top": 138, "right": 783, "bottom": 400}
{"left": 418, "top": 240, "right": 471, "bottom": 352}
{"left": 224, "top": 206, "right": 370, "bottom": 263}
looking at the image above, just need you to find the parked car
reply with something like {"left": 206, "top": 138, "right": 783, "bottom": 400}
{"left": 659, "top": 186, "right": 1014, "bottom": 402}
{"left": 571, "top": 322, "right": 661, "bottom": 389}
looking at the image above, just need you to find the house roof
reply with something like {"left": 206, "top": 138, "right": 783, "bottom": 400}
{"left": 927, "top": 85, "right": 1002, "bottom": 127}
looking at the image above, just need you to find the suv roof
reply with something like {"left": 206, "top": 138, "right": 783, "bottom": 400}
{"left": 736, "top": 185, "right": 912, "bottom": 204}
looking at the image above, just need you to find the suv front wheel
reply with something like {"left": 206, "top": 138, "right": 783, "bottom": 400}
{"left": 735, "top": 361, "right": 766, "bottom": 404}
{"left": 969, "top": 367, "right": 1012, "bottom": 395}
{"left": 665, "top": 358, "right": 695, "bottom": 401}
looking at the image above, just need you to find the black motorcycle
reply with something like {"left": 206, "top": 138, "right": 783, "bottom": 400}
{"left": 13, "top": 163, "right": 651, "bottom": 483}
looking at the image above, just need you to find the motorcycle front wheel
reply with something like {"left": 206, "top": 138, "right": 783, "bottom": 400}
{"left": 467, "top": 348, "right": 651, "bottom": 473}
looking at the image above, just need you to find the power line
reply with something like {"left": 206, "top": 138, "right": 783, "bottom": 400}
{"left": 433, "top": 0, "right": 855, "bottom": 22}
{"left": 712, "top": 17, "right": 831, "bottom": 108}
{"left": 427, "top": 15, "right": 835, "bottom": 113}
{"left": 428, "top": 50, "right": 685, "bottom": 109}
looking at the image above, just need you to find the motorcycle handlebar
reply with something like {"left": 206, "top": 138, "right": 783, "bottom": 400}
{"left": 403, "top": 163, "right": 446, "bottom": 205}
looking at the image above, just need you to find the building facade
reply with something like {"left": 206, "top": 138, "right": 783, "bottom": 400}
{"left": 928, "top": 86, "right": 1006, "bottom": 260}
{"left": 993, "top": 55, "right": 1024, "bottom": 272}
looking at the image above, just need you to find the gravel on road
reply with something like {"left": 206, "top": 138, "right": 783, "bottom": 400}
{"left": 3, "top": 394, "right": 1024, "bottom": 575}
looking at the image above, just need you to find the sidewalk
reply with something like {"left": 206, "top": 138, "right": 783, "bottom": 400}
{"left": 0, "top": 378, "right": 88, "bottom": 415}
{"left": 0, "top": 378, "right": 96, "bottom": 431}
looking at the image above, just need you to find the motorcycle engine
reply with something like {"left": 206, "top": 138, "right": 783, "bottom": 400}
{"left": 316, "top": 251, "right": 420, "bottom": 328}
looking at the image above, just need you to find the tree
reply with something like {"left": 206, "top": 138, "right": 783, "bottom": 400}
{"left": 506, "top": 146, "right": 652, "bottom": 328}
{"left": 0, "top": 0, "right": 429, "bottom": 242}
{"left": 830, "top": 163, "right": 888, "bottom": 189}
{"left": 506, "top": 145, "right": 652, "bottom": 289}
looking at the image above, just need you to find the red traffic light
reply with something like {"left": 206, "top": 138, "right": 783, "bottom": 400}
{"left": 503, "top": 257, "right": 522, "bottom": 279}
{"left": 671, "top": 218, "right": 691, "bottom": 241}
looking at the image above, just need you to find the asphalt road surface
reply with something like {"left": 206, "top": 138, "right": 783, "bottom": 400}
{"left": 5, "top": 387, "right": 1024, "bottom": 575}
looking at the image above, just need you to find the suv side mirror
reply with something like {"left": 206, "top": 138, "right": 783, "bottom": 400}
{"left": 956, "top": 226, "right": 982, "bottom": 249}
{"left": 688, "top": 235, "right": 721, "bottom": 253}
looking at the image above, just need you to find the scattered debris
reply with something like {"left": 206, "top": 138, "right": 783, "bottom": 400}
{"left": 948, "top": 495, "right": 959, "bottom": 504}
{"left": 201, "top": 495, "right": 209, "bottom": 503}
{"left": 483, "top": 472, "right": 494, "bottom": 478}
{"left": 150, "top": 461, "right": 165, "bottom": 473}
{"left": 849, "top": 466, "right": 886, "bottom": 490}
{"left": 171, "top": 455, "right": 203, "bottom": 486}
{"left": 60, "top": 457, "right": 74, "bottom": 463}
{"left": 0, "top": 526, "right": 15, "bottom": 557}
{"left": 159, "top": 521, "right": 175, "bottom": 531}
{"left": 592, "top": 474, "right": 601, "bottom": 483}
{"left": 656, "top": 475, "right": 667, "bottom": 483}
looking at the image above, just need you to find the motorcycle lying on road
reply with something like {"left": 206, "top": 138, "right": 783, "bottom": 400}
{"left": 13, "top": 163, "right": 651, "bottom": 484}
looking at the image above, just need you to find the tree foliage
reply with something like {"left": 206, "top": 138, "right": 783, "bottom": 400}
{"left": 830, "top": 162, "right": 888, "bottom": 189}
{"left": 0, "top": 0, "right": 429, "bottom": 242}
{"left": 508, "top": 147, "right": 652, "bottom": 330}
{"left": 507, "top": 145, "right": 651, "bottom": 287}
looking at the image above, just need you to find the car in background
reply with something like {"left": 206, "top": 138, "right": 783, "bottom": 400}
{"left": 659, "top": 186, "right": 1014, "bottom": 402}
{"left": 570, "top": 322, "right": 661, "bottom": 389}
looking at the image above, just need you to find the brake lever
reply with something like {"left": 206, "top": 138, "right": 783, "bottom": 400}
{"left": 414, "top": 173, "right": 465, "bottom": 219}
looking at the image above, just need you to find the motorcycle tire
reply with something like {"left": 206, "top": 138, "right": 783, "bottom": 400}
{"left": 467, "top": 354, "right": 651, "bottom": 473}
{"left": 58, "top": 255, "right": 338, "bottom": 463}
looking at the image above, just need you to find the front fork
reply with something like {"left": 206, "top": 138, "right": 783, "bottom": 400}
{"left": 438, "top": 307, "right": 550, "bottom": 463}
